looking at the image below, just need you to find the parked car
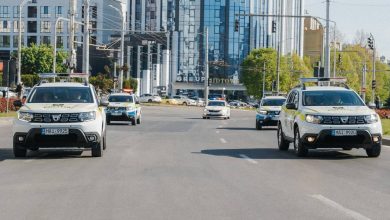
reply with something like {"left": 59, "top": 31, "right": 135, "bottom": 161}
{"left": 189, "top": 96, "right": 205, "bottom": 106}
{"left": 203, "top": 100, "right": 230, "bottom": 119}
{"left": 172, "top": 95, "right": 196, "bottom": 106}
{"left": 0, "top": 87, "right": 17, "bottom": 98}
{"left": 139, "top": 94, "right": 162, "bottom": 103}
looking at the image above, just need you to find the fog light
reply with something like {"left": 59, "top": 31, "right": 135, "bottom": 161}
{"left": 307, "top": 136, "right": 316, "bottom": 143}
{"left": 87, "top": 135, "right": 96, "bottom": 142}
{"left": 373, "top": 136, "right": 380, "bottom": 142}
{"left": 18, "top": 136, "right": 24, "bottom": 142}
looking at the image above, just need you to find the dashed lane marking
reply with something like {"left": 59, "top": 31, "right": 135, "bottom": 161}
{"left": 216, "top": 130, "right": 220, "bottom": 134}
{"left": 239, "top": 154, "right": 258, "bottom": 164}
{"left": 310, "top": 194, "right": 371, "bottom": 220}
{"left": 220, "top": 138, "right": 227, "bottom": 144}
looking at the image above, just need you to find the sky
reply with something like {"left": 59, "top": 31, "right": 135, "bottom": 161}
{"left": 305, "top": 0, "right": 390, "bottom": 59}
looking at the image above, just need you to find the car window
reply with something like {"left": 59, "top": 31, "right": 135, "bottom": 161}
{"left": 303, "top": 91, "right": 365, "bottom": 106}
{"left": 108, "top": 96, "right": 134, "bottom": 103}
{"left": 262, "top": 99, "right": 286, "bottom": 106}
{"left": 208, "top": 101, "right": 225, "bottom": 106}
{"left": 286, "top": 91, "right": 296, "bottom": 104}
{"left": 28, "top": 87, "right": 93, "bottom": 103}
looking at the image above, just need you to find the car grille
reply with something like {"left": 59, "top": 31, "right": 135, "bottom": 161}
{"left": 268, "top": 111, "right": 280, "bottom": 115}
{"left": 208, "top": 110, "right": 221, "bottom": 113}
{"left": 321, "top": 116, "right": 366, "bottom": 125}
{"left": 32, "top": 113, "right": 80, "bottom": 123}
{"left": 107, "top": 107, "right": 126, "bottom": 111}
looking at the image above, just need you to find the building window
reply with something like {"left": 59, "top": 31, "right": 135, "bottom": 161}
{"left": 56, "top": 36, "right": 63, "bottom": 48}
{"left": 55, "top": 6, "right": 62, "bottom": 17}
{"left": 91, "top": 6, "right": 97, "bottom": 19}
{"left": 13, "top": 21, "right": 25, "bottom": 33}
{"left": 40, "top": 21, "right": 51, "bottom": 33}
{"left": 0, "top": 21, "right": 10, "bottom": 32}
{"left": 27, "top": 36, "right": 37, "bottom": 46}
{"left": 13, "top": 35, "right": 24, "bottom": 47}
{"left": 214, "top": 25, "right": 220, "bottom": 34}
{"left": 56, "top": 21, "right": 63, "bottom": 33}
{"left": 41, "top": 36, "right": 50, "bottom": 45}
{"left": 13, "top": 6, "right": 21, "bottom": 18}
{"left": 27, "top": 21, "right": 37, "bottom": 33}
{"left": 0, "top": 6, "right": 10, "bottom": 18}
{"left": 189, "top": 25, "right": 195, "bottom": 33}
{"left": 189, "top": 41, "right": 194, "bottom": 49}
{"left": 28, "top": 6, "right": 37, "bottom": 18}
{"left": 215, "top": 10, "right": 220, "bottom": 18}
{"left": 150, "top": 11, "right": 156, "bottom": 19}
{"left": 0, "top": 35, "right": 10, "bottom": 47}
{"left": 40, "top": 6, "right": 50, "bottom": 18}
{"left": 190, "top": 9, "right": 195, "bottom": 17}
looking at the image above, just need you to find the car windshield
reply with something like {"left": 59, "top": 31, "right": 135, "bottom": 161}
{"left": 303, "top": 91, "right": 365, "bottom": 106}
{"left": 28, "top": 87, "right": 94, "bottom": 103}
{"left": 109, "top": 96, "right": 133, "bottom": 103}
{"left": 262, "top": 99, "right": 286, "bottom": 106}
{"left": 208, "top": 101, "right": 225, "bottom": 106}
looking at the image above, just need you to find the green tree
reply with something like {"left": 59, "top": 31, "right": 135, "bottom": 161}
{"left": 89, "top": 74, "right": 114, "bottom": 92}
{"left": 123, "top": 77, "right": 138, "bottom": 93}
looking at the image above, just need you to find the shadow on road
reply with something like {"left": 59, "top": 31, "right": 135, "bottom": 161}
{"left": 195, "top": 148, "right": 367, "bottom": 160}
{"left": 0, "top": 148, "right": 88, "bottom": 161}
{"left": 217, "top": 127, "right": 277, "bottom": 131}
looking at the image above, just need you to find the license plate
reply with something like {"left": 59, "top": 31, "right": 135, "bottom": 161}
{"left": 41, "top": 128, "right": 69, "bottom": 135}
{"left": 112, "top": 111, "right": 122, "bottom": 116}
{"left": 332, "top": 130, "right": 357, "bottom": 136}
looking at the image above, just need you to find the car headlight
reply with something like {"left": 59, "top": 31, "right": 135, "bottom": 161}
{"left": 306, "top": 115, "right": 323, "bottom": 124}
{"left": 79, "top": 111, "right": 96, "bottom": 122}
{"left": 18, "top": 112, "right": 33, "bottom": 122}
{"left": 364, "top": 114, "right": 379, "bottom": 124}
{"left": 258, "top": 110, "right": 267, "bottom": 115}
{"left": 126, "top": 106, "right": 134, "bottom": 111}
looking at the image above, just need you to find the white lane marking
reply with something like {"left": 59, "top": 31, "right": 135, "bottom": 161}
{"left": 218, "top": 125, "right": 223, "bottom": 128}
{"left": 216, "top": 130, "right": 220, "bottom": 134}
{"left": 222, "top": 121, "right": 228, "bottom": 125}
{"left": 239, "top": 154, "right": 258, "bottom": 164}
{"left": 24, "top": 160, "right": 33, "bottom": 163}
{"left": 311, "top": 194, "right": 371, "bottom": 220}
{"left": 220, "top": 138, "right": 227, "bottom": 144}
{"left": 383, "top": 145, "right": 390, "bottom": 149}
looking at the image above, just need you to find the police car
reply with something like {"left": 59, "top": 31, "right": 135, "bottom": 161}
{"left": 12, "top": 73, "right": 107, "bottom": 158}
{"left": 256, "top": 96, "right": 286, "bottom": 130}
{"left": 278, "top": 78, "right": 382, "bottom": 157}
{"left": 105, "top": 93, "right": 141, "bottom": 125}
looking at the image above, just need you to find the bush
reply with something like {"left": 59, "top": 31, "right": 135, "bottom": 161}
{"left": 0, "top": 97, "right": 18, "bottom": 113}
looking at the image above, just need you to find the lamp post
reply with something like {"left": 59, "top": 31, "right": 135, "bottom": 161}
{"left": 83, "top": 0, "right": 91, "bottom": 77}
{"left": 18, "top": 0, "right": 31, "bottom": 85}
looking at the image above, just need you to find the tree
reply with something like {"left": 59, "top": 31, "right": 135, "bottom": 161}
{"left": 18, "top": 44, "right": 67, "bottom": 74}
{"left": 123, "top": 77, "right": 138, "bottom": 93}
{"left": 353, "top": 30, "right": 369, "bottom": 47}
{"left": 89, "top": 74, "right": 114, "bottom": 93}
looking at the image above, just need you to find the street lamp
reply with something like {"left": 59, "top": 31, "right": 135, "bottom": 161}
{"left": 109, "top": 0, "right": 126, "bottom": 91}
{"left": 83, "top": 0, "right": 91, "bottom": 77}
{"left": 18, "top": 0, "right": 32, "bottom": 86}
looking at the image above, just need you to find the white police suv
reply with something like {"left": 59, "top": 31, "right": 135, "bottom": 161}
{"left": 12, "top": 74, "right": 107, "bottom": 158}
{"left": 256, "top": 96, "right": 286, "bottom": 130}
{"left": 278, "top": 78, "right": 382, "bottom": 157}
{"left": 105, "top": 93, "right": 141, "bottom": 125}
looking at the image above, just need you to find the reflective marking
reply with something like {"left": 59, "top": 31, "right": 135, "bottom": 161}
{"left": 220, "top": 138, "right": 227, "bottom": 144}
{"left": 239, "top": 154, "right": 258, "bottom": 164}
{"left": 311, "top": 194, "right": 371, "bottom": 220}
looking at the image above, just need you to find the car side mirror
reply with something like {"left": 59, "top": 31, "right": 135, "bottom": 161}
{"left": 100, "top": 99, "right": 109, "bottom": 107}
{"left": 13, "top": 100, "right": 23, "bottom": 108}
{"left": 368, "top": 102, "right": 376, "bottom": 109}
{"left": 286, "top": 103, "right": 297, "bottom": 110}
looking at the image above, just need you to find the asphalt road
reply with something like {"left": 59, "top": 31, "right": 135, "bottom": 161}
{"left": 0, "top": 106, "right": 390, "bottom": 220}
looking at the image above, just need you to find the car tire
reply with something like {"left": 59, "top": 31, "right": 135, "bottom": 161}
{"left": 294, "top": 127, "right": 308, "bottom": 157}
{"left": 137, "top": 115, "right": 141, "bottom": 124}
{"left": 183, "top": 102, "right": 187, "bottom": 106}
{"left": 366, "top": 143, "right": 381, "bottom": 157}
{"left": 107, "top": 119, "right": 111, "bottom": 125}
{"left": 131, "top": 119, "right": 136, "bottom": 126}
{"left": 91, "top": 141, "right": 103, "bottom": 157}
{"left": 202, "top": 116, "right": 206, "bottom": 119}
{"left": 13, "top": 143, "right": 27, "bottom": 158}
{"left": 256, "top": 121, "right": 262, "bottom": 130}
{"left": 277, "top": 124, "right": 290, "bottom": 151}
{"left": 148, "top": 99, "right": 152, "bottom": 103}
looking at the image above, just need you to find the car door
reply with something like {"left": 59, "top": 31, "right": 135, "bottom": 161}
{"left": 134, "top": 95, "right": 141, "bottom": 117}
{"left": 284, "top": 91, "right": 298, "bottom": 138}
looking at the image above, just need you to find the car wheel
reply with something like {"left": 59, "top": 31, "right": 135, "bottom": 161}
{"left": 256, "top": 121, "right": 262, "bottom": 130}
{"left": 91, "top": 141, "right": 103, "bottom": 157}
{"left": 202, "top": 116, "right": 206, "bottom": 119}
{"left": 277, "top": 124, "right": 290, "bottom": 151}
{"left": 183, "top": 102, "right": 187, "bottom": 106}
{"left": 13, "top": 143, "right": 27, "bottom": 158}
{"left": 107, "top": 119, "right": 111, "bottom": 125}
{"left": 131, "top": 119, "right": 136, "bottom": 126}
{"left": 137, "top": 115, "right": 141, "bottom": 124}
{"left": 294, "top": 127, "right": 308, "bottom": 157}
{"left": 148, "top": 99, "right": 152, "bottom": 103}
{"left": 366, "top": 143, "right": 381, "bottom": 157}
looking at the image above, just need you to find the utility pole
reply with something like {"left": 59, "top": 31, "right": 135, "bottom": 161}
{"left": 276, "top": 0, "right": 285, "bottom": 94}
{"left": 83, "top": 0, "right": 90, "bottom": 77}
{"left": 204, "top": 28, "right": 209, "bottom": 106}
{"left": 69, "top": 0, "right": 76, "bottom": 73}
{"left": 262, "top": 62, "right": 266, "bottom": 98}
{"left": 362, "top": 63, "right": 367, "bottom": 102}
{"left": 324, "top": 0, "right": 331, "bottom": 79}
{"left": 119, "top": 9, "right": 125, "bottom": 91}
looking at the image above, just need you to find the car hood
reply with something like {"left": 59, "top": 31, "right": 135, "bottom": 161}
{"left": 108, "top": 102, "right": 135, "bottom": 108}
{"left": 260, "top": 106, "right": 282, "bottom": 111}
{"left": 205, "top": 106, "right": 227, "bottom": 111}
{"left": 303, "top": 106, "right": 375, "bottom": 116}
{"left": 20, "top": 103, "right": 97, "bottom": 113}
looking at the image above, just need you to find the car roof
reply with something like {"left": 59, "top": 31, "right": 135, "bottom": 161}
{"left": 209, "top": 100, "right": 225, "bottom": 102}
{"left": 303, "top": 86, "right": 350, "bottom": 91}
{"left": 262, "top": 96, "right": 286, "bottom": 99}
{"left": 110, "top": 93, "right": 133, "bottom": 96}
{"left": 35, "top": 82, "right": 89, "bottom": 88}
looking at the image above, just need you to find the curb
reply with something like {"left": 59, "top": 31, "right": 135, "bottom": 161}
{"left": 383, "top": 136, "right": 390, "bottom": 146}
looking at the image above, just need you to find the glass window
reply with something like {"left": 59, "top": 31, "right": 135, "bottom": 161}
{"left": 40, "top": 21, "right": 51, "bottom": 33}
{"left": 27, "top": 36, "right": 37, "bottom": 46}
{"left": 28, "top": 6, "right": 37, "bottom": 18}
{"left": 215, "top": 10, "right": 220, "bottom": 18}
{"left": 303, "top": 91, "right": 365, "bottom": 106}
{"left": 27, "top": 21, "right": 37, "bottom": 33}
{"left": 0, "top": 35, "right": 10, "bottom": 47}
{"left": 40, "top": 36, "right": 50, "bottom": 45}
{"left": 29, "top": 87, "right": 94, "bottom": 103}
{"left": 0, "top": 21, "right": 10, "bottom": 32}
{"left": 13, "top": 6, "right": 21, "bottom": 18}
{"left": 0, "top": 6, "right": 10, "bottom": 18}
{"left": 208, "top": 101, "right": 225, "bottom": 106}
{"left": 13, "top": 35, "right": 24, "bottom": 47}
{"left": 40, "top": 6, "right": 50, "bottom": 18}
{"left": 189, "top": 25, "right": 195, "bottom": 33}
{"left": 56, "top": 36, "right": 63, "bottom": 48}
{"left": 55, "top": 6, "right": 62, "bottom": 17}
{"left": 56, "top": 20, "right": 63, "bottom": 33}
{"left": 108, "top": 95, "right": 134, "bottom": 103}
{"left": 190, "top": 9, "right": 195, "bottom": 17}
{"left": 262, "top": 99, "right": 286, "bottom": 106}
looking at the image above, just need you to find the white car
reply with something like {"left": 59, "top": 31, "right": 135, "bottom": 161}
{"left": 139, "top": 94, "right": 162, "bottom": 103}
{"left": 172, "top": 95, "right": 196, "bottom": 106}
{"left": 278, "top": 78, "right": 382, "bottom": 157}
{"left": 203, "top": 100, "right": 230, "bottom": 119}
{"left": 256, "top": 96, "right": 286, "bottom": 130}
{"left": 105, "top": 93, "right": 141, "bottom": 125}
{"left": 12, "top": 76, "right": 107, "bottom": 158}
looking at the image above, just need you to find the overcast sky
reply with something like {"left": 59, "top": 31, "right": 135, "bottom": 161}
{"left": 305, "top": 0, "right": 390, "bottom": 59}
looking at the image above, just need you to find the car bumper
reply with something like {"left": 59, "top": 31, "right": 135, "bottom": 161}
{"left": 106, "top": 110, "right": 137, "bottom": 121}
{"left": 256, "top": 114, "right": 279, "bottom": 126}
{"left": 203, "top": 112, "right": 229, "bottom": 118}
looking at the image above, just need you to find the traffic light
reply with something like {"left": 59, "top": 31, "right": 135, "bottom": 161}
{"left": 338, "top": 54, "right": 342, "bottom": 64}
{"left": 368, "top": 37, "right": 374, "bottom": 50}
{"left": 272, "top": 21, "right": 277, "bottom": 33}
{"left": 372, "top": 80, "right": 377, "bottom": 89}
{"left": 234, "top": 19, "right": 239, "bottom": 32}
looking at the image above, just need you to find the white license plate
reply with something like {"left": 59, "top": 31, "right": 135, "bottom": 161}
{"left": 112, "top": 112, "right": 122, "bottom": 116}
{"left": 41, "top": 128, "right": 69, "bottom": 135}
{"left": 332, "top": 130, "right": 357, "bottom": 136}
